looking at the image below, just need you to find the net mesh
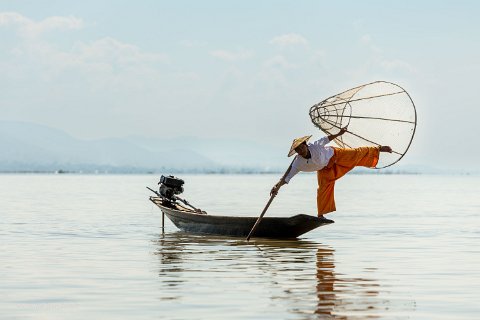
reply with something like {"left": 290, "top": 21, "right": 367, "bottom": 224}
{"left": 309, "top": 81, "right": 417, "bottom": 169}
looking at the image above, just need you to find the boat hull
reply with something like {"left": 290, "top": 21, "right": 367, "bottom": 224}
{"left": 150, "top": 196, "right": 333, "bottom": 238}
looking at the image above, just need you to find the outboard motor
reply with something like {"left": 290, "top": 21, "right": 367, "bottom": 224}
{"left": 147, "top": 175, "right": 205, "bottom": 214}
{"left": 158, "top": 175, "right": 184, "bottom": 201}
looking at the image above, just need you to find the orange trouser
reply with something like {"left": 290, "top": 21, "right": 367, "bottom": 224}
{"left": 317, "top": 147, "right": 379, "bottom": 216}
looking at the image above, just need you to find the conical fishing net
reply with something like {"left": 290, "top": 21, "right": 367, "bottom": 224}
{"left": 309, "top": 81, "right": 417, "bottom": 168}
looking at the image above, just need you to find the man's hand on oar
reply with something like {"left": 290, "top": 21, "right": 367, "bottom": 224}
{"left": 270, "top": 179, "right": 286, "bottom": 196}
{"left": 247, "top": 159, "right": 295, "bottom": 241}
{"left": 270, "top": 183, "right": 280, "bottom": 196}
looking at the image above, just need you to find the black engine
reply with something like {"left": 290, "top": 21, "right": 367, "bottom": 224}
{"left": 158, "top": 175, "right": 184, "bottom": 200}
{"left": 147, "top": 175, "right": 205, "bottom": 214}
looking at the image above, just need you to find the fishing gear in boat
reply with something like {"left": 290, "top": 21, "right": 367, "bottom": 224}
{"left": 309, "top": 81, "right": 417, "bottom": 168}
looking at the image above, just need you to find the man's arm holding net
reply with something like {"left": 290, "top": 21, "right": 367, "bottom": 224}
{"left": 326, "top": 126, "right": 348, "bottom": 143}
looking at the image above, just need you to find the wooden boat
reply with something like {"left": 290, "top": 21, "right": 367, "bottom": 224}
{"left": 149, "top": 196, "right": 334, "bottom": 238}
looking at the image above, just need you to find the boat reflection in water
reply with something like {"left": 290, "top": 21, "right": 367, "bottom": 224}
{"left": 153, "top": 233, "right": 403, "bottom": 318}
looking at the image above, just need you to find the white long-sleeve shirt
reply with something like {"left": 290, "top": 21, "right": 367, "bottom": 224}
{"left": 284, "top": 136, "right": 334, "bottom": 183}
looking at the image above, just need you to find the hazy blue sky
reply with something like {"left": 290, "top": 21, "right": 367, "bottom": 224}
{"left": 1, "top": 1, "right": 479, "bottom": 169}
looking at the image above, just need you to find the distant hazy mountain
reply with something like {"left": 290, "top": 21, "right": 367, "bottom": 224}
{"left": 0, "top": 121, "right": 462, "bottom": 174}
{"left": 0, "top": 121, "right": 286, "bottom": 173}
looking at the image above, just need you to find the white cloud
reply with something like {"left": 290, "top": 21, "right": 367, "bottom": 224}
{"left": 0, "top": 11, "right": 84, "bottom": 37}
{"left": 360, "top": 34, "right": 372, "bottom": 45}
{"left": 73, "top": 37, "right": 168, "bottom": 65}
{"left": 31, "top": 15, "right": 83, "bottom": 34}
{"left": 0, "top": 12, "right": 29, "bottom": 25}
{"left": 0, "top": 12, "right": 171, "bottom": 98}
{"left": 210, "top": 49, "right": 253, "bottom": 61}
{"left": 269, "top": 33, "right": 308, "bottom": 46}
{"left": 0, "top": 12, "right": 167, "bottom": 69}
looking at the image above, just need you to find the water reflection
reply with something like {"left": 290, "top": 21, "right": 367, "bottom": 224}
{"left": 152, "top": 232, "right": 391, "bottom": 319}
{"left": 314, "top": 247, "right": 382, "bottom": 319}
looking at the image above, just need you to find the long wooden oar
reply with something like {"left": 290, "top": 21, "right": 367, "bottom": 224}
{"left": 246, "top": 193, "right": 276, "bottom": 241}
{"left": 246, "top": 157, "right": 295, "bottom": 241}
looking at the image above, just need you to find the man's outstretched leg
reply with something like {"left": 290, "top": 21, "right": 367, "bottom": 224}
{"left": 333, "top": 146, "right": 380, "bottom": 172}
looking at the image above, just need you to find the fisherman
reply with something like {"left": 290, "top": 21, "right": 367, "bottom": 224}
{"left": 270, "top": 127, "right": 392, "bottom": 217}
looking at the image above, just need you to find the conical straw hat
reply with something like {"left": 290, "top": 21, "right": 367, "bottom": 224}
{"left": 288, "top": 135, "right": 312, "bottom": 157}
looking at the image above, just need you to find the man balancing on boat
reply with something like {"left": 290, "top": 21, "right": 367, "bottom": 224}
{"left": 270, "top": 127, "right": 392, "bottom": 218}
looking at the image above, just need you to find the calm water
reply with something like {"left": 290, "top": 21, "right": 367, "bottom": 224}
{"left": 1, "top": 174, "right": 479, "bottom": 319}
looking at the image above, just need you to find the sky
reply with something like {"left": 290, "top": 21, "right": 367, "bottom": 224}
{"left": 1, "top": 0, "right": 479, "bottom": 170}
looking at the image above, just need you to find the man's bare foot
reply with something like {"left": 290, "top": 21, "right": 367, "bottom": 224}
{"left": 318, "top": 215, "right": 335, "bottom": 223}
{"left": 380, "top": 146, "right": 392, "bottom": 153}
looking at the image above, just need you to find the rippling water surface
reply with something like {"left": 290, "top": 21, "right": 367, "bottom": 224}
{"left": 1, "top": 174, "right": 479, "bottom": 319}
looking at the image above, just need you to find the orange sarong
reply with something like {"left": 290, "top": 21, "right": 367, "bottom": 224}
{"left": 316, "top": 146, "right": 379, "bottom": 216}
